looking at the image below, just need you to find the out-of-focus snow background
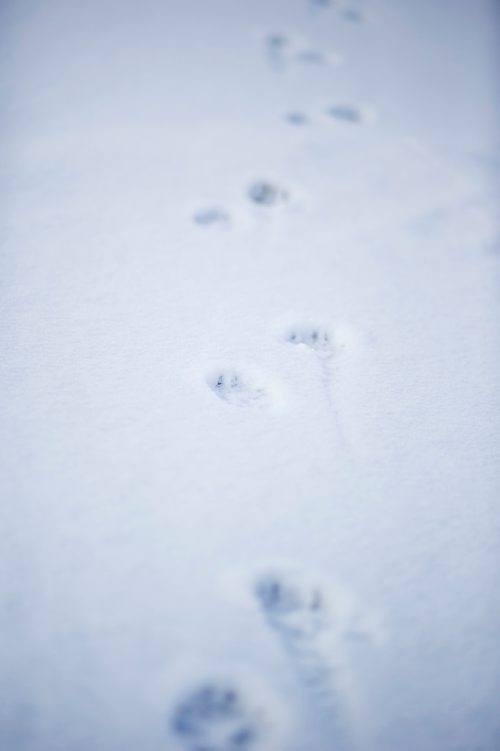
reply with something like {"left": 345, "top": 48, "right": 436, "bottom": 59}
{"left": 1, "top": 0, "right": 499, "bottom": 749}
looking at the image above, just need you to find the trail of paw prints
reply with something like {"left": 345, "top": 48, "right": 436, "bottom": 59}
{"left": 192, "top": 179, "right": 296, "bottom": 229}
{"left": 169, "top": 673, "right": 288, "bottom": 751}
{"left": 252, "top": 566, "right": 372, "bottom": 749}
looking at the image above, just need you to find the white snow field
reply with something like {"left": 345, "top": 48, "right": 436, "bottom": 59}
{"left": 1, "top": 0, "right": 499, "bottom": 749}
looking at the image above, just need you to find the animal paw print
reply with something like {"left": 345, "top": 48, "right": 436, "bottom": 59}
{"left": 284, "top": 111, "right": 309, "bottom": 126}
{"left": 255, "top": 570, "right": 330, "bottom": 642}
{"left": 284, "top": 323, "right": 332, "bottom": 354}
{"left": 194, "top": 207, "right": 230, "bottom": 226}
{"left": 170, "top": 681, "right": 265, "bottom": 750}
{"left": 253, "top": 565, "right": 378, "bottom": 658}
{"left": 296, "top": 49, "right": 327, "bottom": 65}
{"left": 251, "top": 565, "right": 376, "bottom": 746}
{"left": 265, "top": 32, "right": 338, "bottom": 69}
{"left": 341, "top": 7, "right": 363, "bottom": 23}
{"left": 252, "top": 568, "right": 343, "bottom": 727}
{"left": 327, "top": 104, "right": 363, "bottom": 124}
{"left": 207, "top": 369, "right": 270, "bottom": 408}
{"left": 327, "top": 104, "right": 376, "bottom": 125}
{"left": 266, "top": 33, "right": 290, "bottom": 53}
{"left": 247, "top": 180, "right": 288, "bottom": 207}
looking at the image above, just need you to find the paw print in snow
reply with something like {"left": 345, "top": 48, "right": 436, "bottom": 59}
{"left": 255, "top": 570, "right": 330, "bottom": 641}
{"left": 171, "top": 681, "right": 263, "bottom": 750}
{"left": 285, "top": 323, "right": 332, "bottom": 354}
{"left": 207, "top": 369, "right": 274, "bottom": 408}
{"left": 284, "top": 112, "right": 309, "bottom": 126}
{"left": 194, "top": 207, "right": 230, "bottom": 226}
{"left": 247, "top": 181, "right": 288, "bottom": 207}
{"left": 327, "top": 105, "right": 363, "bottom": 124}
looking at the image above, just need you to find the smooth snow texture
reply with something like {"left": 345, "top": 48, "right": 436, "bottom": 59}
{"left": 0, "top": 0, "right": 499, "bottom": 750}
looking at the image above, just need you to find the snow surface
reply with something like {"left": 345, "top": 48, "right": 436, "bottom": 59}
{"left": 1, "top": 0, "right": 499, "bottom": 749}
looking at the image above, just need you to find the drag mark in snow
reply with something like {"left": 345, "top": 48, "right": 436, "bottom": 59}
{"left": 169, "top": 676, "right": 284, "bottom": 750}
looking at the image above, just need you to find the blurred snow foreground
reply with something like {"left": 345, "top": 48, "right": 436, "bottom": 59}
{"left": 0, "top": 0, "right": 499, "bottom": 749}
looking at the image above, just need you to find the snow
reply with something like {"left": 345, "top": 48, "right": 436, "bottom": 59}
{"left": 0, "top": 0, "right": 499, "bottom": 749}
